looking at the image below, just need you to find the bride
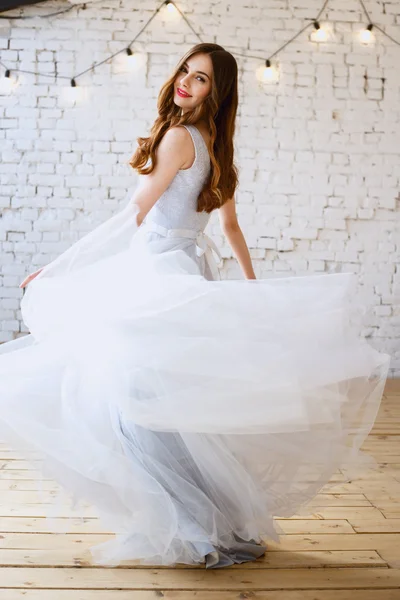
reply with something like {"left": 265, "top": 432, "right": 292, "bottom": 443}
{"left": 0, "top": 43, "right": 390, "bottom": 569}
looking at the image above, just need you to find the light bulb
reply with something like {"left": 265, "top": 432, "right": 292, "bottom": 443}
{"left": 313, "top": 22, "right": 327, "bottom": 41}
{"left": 258, "top": 59, "right": 278, "bottom": 83}
{"left": 165, "top": 1, "right": 177, "bottom": 12}
{"left": 63, "top": 78, "right": 85, "bottom": 104}
{"left": 360, "top": 24, "right": 373, "bottom": 43}
{"left": 1, "top": 69, "right": 13, "bottom": 93}
{"left": 263, "top": 60, "right": 274, "bottom": 81}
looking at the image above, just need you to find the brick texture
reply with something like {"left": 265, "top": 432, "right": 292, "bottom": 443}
{"left": 0, "top": 0, "right": 399, "bottom": 375}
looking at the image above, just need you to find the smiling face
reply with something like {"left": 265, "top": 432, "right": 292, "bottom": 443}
{"left": 173, "top": 53, "right": 213, "bottom": 114}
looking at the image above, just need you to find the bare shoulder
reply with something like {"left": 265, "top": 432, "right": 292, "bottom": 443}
{"left": 161, "top": 125, "right": 191, "bottom": 146}
{"left": 158, "top": 126, "right": 194, "bottom": 169}
{"left": 155, "top": 126, "right": 191, "bottom": 169}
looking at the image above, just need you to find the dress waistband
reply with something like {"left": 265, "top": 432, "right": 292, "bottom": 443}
{"left": 143, "top": 221, "right": 223, "bottom": 276}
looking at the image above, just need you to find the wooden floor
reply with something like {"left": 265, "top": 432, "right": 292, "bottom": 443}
{"left": 1, "top": 380, "right": 400, "bottom": 600}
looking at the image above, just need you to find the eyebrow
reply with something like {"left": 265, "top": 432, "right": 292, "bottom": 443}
{"left": 183, "top": 61, "right": 211, "bottom": 80}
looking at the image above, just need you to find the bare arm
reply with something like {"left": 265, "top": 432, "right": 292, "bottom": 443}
{"left": 130, "top": 126, "right": 191, "bottom": 226}
{"left": 218, "top": 197, "right": 256, "bottom": 280}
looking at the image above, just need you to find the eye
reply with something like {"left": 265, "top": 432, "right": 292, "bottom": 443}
{"left": 178, "top": 66, "right": 206, "bottom": 83}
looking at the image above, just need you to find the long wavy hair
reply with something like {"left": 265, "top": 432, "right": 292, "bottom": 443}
{"left": 129, "top": 43, "right": 239, "bottom": 213}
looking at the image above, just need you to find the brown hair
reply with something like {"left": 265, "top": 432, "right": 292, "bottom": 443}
{"left": 129, "top": 43, "right": 239, "bottom": 213}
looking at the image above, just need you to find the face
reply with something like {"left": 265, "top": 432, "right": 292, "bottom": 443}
{"left": 173, "top": 53, "right": 213, "bottom": 114}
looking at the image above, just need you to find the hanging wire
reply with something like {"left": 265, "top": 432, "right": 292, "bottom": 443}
{"left": 169, "top": 1, "right": 203, "bottom": 43}
{"left": 0, "top": 4, "right": 76, "bottom": 20}
{"left": 0, "top": 0, "right": 112, "bottom": 20}
{"left": 72, "top": 1, "right": 166, "bottom": 80}
{"left": 359, "top": 0, "right": 373, "bottom": 24}
{"left": 359, "top": 0, "right": 400, "bottom": 45}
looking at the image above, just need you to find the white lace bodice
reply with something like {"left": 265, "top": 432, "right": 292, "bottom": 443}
{"left": 145, "top": 124, "right": 211, "bottom": 232}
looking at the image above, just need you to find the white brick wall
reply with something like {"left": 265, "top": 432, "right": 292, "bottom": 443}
{"left": 0, "top": 0, "right": 399, "bottom": 376}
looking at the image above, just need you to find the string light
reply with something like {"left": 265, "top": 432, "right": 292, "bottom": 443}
{"left": 312, "top": 20, "right": 327, "bottom": 41}
{"left": 262, "top": 59, "right": 277, "bottom": 82}
{"left": 1, "top": 68, "right": 13, "bottom": 93}
{"left": 165, "top": 0, "right": 177, "bottom": 13}
{"left": 0, "top": 0, "right": 397, "bottom": 91}
{"left": 360, "top": 23, "right": 374, "bottom": 43}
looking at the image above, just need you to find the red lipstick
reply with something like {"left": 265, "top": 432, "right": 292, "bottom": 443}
{"left": 177, "top": 88, "right": 192, "bottom": 98}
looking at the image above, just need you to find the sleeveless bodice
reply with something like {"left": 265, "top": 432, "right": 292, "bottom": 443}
{"left": 145, "top": 124, "right": 211, "bottom": 232}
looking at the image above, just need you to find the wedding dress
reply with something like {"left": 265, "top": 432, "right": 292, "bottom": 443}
{"left": 0, "top": 124, "right": 390, "bottom": 568}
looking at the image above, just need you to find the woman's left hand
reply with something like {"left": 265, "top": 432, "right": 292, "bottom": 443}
{"left": 19, "top": 267, "right": 45, "bottom": 289}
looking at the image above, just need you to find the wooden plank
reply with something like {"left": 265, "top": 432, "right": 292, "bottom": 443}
{"left": 0, "top": 492, "right": 372, "bottom": 510}
{"left": 0, "top": 470, "right": 51, "bottom": 480}
{"left": 0, "top": 548, "right": 386, "bottom": 569}
{"left": 319, "top": 481, "right": 400, "bottom": 494}
{"left": 281, "top": 507, "right": 386, "bottom": 520}
{"left": 383, "top": 379, "right": 400, "bottom": 393}
{"left": 0, "top": 460, "right": 43, "bottom": 470}
{"left": 266, "top": 534, "right": 400, "bottom": 552}
{"left": 0, "top": 517, "right": 358, "bottom": 536}
{"left": 0, "top": 504, "right": 96, "bottom": 518}
{"left": 276, "top": 519, "right": 355, "bottom": 534}
{"left": 351, "top": 520, "right": 400, "bottom": 533}
{"left": 381, "top": 509, "right": 400, "bottom": 518}
{"left": 0, "top": 517, "right": 354, "bottom": 536}
{"left": 2, "top": 532, "right": 399, "bottom": 553}
{"left": 377, "top": 547, "right": 400, "bottom": 569}
{"left": 0, "top": 480, "right": 60, "bottom": 491}
{"left": 369, "top": 428, "right": 400, "bottom": 434}
{"left": 0, "top": 517, "right": 107, "bottom": 534}
{"left": 4, "top": 479, "right": 379, "bottom": 495}
{"left": 0, "top": 490, "right": 368, "bottom": 508}
{"left": 303, "top": 494, "right": 372, "bottom": 507}
{"left": 1, "top": 567, "right": 400, "bottom": 589}
{"left": 0, "top": 505, "right": 384, "bottom": 521}
{"left": 0, "top": 517, "right": 355, "bottom": 536}
{"left": 1, "top": 590, "right": 400, "bottom": 600}
{"left": 0, "top": 533, "right": 111, "bottom": 550}
{"left": 365, "top": 496, "right": 400, "bottom": 509}
{"left": 361, "top": 442, "right": 400, "bottom": 451}
{"left": 0, "top": 451, "right": 41, "bottom": 459}
{"left": 0, "top": 490, "right": 89, "bottom": 504}
{"left": 341, "top": 465, "right": 400, "bottom": 478}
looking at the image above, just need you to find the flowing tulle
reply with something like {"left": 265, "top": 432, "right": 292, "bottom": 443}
{"left": 0, "top": 201, "right": 391, "bottom": 567}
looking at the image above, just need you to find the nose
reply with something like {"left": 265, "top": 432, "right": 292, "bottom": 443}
{"left": 180, "top": 73, "right": 190, "bottom": 88}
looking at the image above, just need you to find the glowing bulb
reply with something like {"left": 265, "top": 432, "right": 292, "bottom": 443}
{"left": 127, "top": 54, "right": 140, "bottom": 69}
{"left": 360, "top": 24, "right": 373, "bottom": 43}
{"left": 63, "top": 79, "right": 85, "bottom": 104}
{"left": 1, "top": 69, "right": 13, "bottom": 93}
{"left": 257, "top": 59, "right": 278, "bottom": 83}
{"left": 165, "top": 1, "right": 177, "bottom": 12}
{"left": 263, "top": 60, "right": 274, "bottom": 81}
{"left": 312, "top": 21, "right": 327, "bottom": 41}
{"left": 315, "top": 28, "right": 327, "bottom": 41}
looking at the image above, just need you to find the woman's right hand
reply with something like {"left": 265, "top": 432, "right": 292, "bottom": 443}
{"left": 19, "top": 267, "right": 45, "bottom": 289}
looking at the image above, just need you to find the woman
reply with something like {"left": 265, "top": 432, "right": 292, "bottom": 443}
{"left": 0, "top": 43, "right": 390, "bottom": 569}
